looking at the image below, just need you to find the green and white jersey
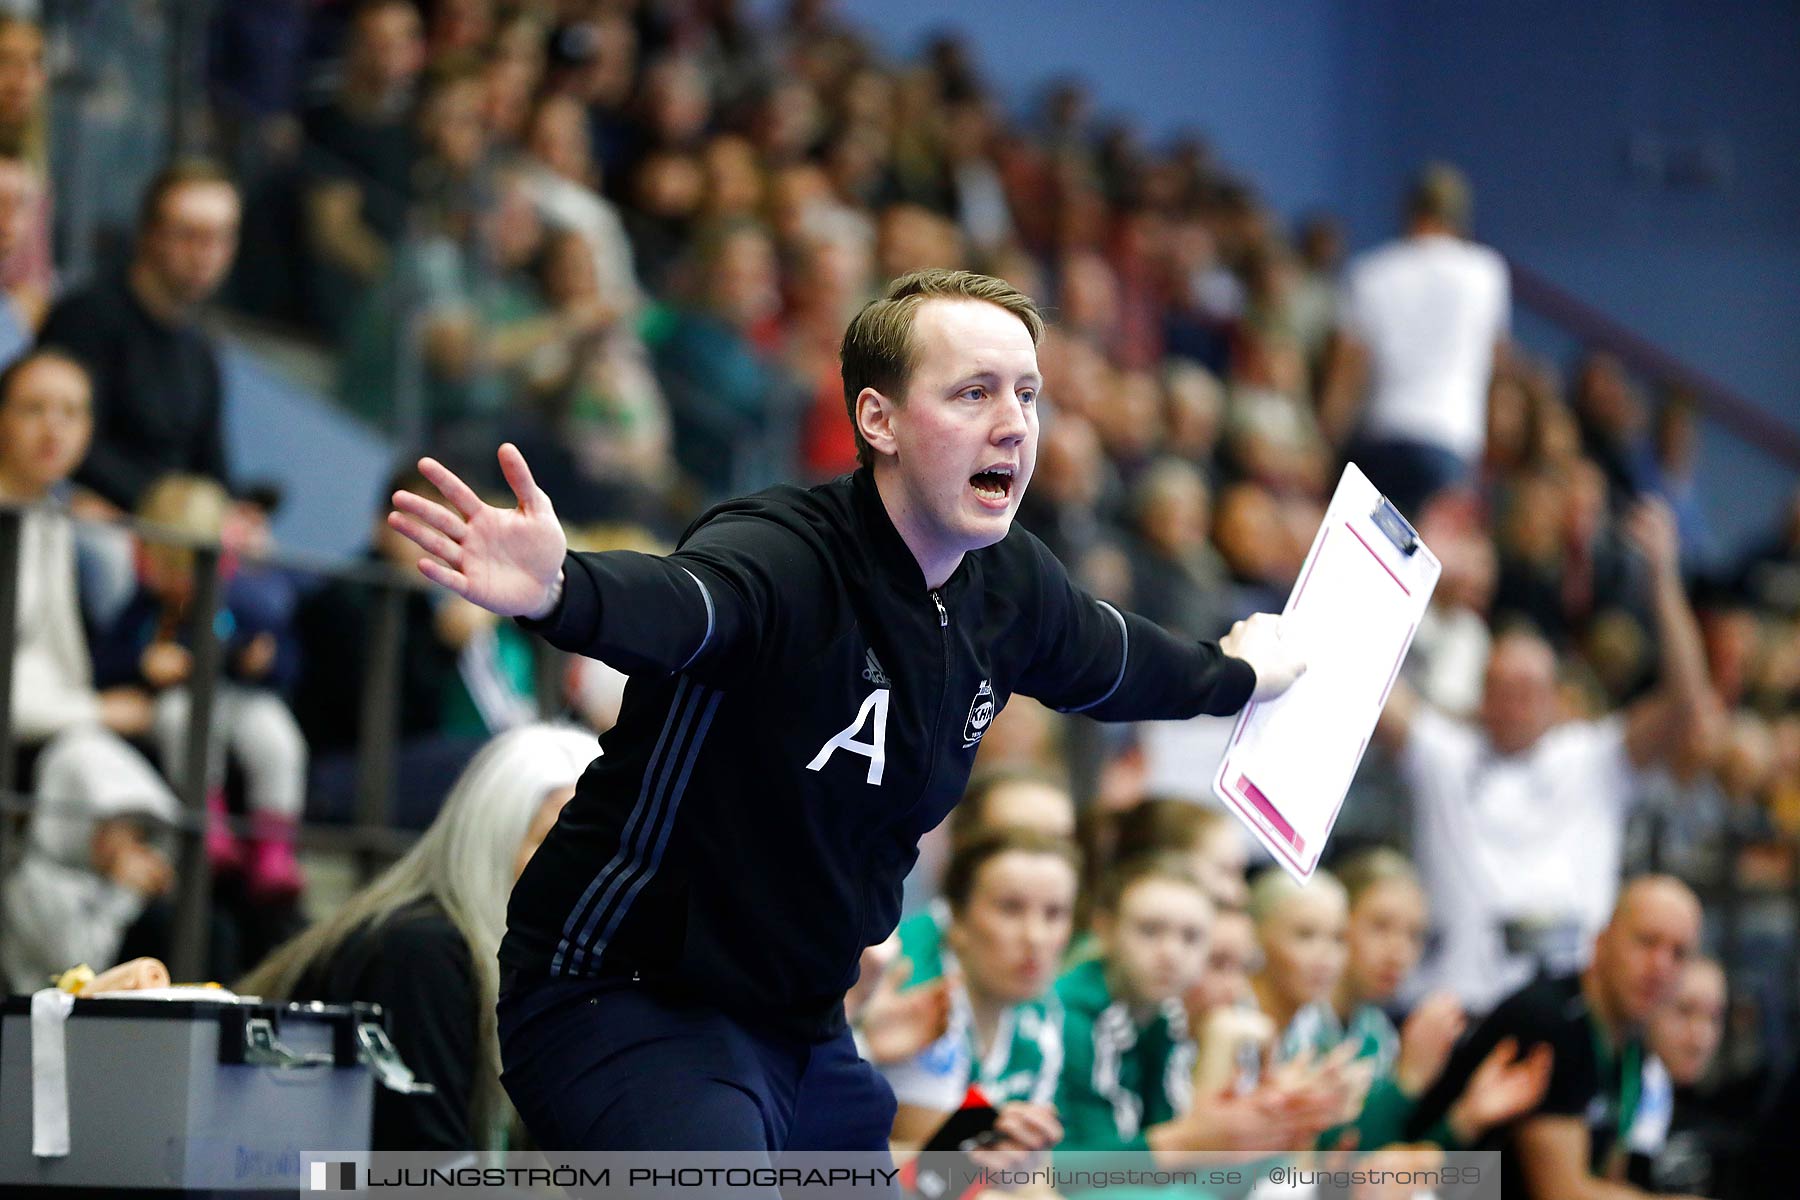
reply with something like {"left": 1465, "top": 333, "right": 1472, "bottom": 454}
{"left": 1276, "top": 1001, "right": 1398, "bottom": 1072}
{"left": 893, "top": 901, "right": 952, "bottom": 986}
{"left": 1053, "top": 958, "right": 1196, "bottom": 1153}
{"left": 972, "top": 993, "right": 1065, "bottom": 1106}
{"left": 1276, "top": 1000, "right": 1434, "bottom": 1151}
{"left": 880, "top": 930, "right": 1064, "bottom": 1112}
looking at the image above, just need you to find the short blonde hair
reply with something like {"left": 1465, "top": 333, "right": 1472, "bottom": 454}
{"left": 839, "top": 269, "right": 1044, "bottom": 468}
{"left": 1334, "top": 847, "right": 1421, "bottom": 911}
{"left": 137, "top": 474, "right": 229, "bottom": 581}
{"left": 1247, "top": 867, "right": 1346, "bottom": 927}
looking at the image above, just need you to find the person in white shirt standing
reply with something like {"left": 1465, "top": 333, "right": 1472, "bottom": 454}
{"left": 1373, "top": 500, "right": 1715, "bottom": 1014}
{"left": 1323, "top": 163, "right": 1510, "bottom": 517}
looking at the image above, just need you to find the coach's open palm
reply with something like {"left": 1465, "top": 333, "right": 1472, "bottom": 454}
{"left": 388, "top": 444, "right": 568, "bottom": 618}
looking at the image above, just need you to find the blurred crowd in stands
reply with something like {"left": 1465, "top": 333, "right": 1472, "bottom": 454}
{"left": 0, "top": 1, "right": 1797, "bottom": 1194}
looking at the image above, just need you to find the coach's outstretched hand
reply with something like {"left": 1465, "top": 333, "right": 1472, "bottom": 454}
{"left": 388, "top": 444, "right": 568, "bottom": 619}
{"left": 1221, "top": 612, "right": 1307, "bottom": 702}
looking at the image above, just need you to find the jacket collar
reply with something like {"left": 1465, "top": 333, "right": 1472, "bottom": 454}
{"left": 851, "top": 466, "right": 936, "bottom": 593}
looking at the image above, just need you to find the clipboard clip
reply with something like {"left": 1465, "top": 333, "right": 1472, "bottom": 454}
{"left": 1371, "top": 497, "right": 1419, "bottom": 556}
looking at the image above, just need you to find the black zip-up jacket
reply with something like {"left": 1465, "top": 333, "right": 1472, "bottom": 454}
{"left": 499, "top": 469, "right": 1256, "bottom": 1039}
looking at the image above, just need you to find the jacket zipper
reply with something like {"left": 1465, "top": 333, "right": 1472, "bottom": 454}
{"left": 916, "top": 587, "right": 953, "bottom": 821}
{"left": 860, "top": 589, "right": 953, "bottom": 954}
{"left": 924, "top": 588, "right": 951, "bottom": 778}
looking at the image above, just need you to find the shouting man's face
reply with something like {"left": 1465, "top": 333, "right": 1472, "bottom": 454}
{"left": 863, "top": 297, "right": 1040, "bottom": 583}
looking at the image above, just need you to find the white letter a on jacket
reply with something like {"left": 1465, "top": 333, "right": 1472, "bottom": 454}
{"left": 806, "top": 689, "right": 889, "bottom": 785}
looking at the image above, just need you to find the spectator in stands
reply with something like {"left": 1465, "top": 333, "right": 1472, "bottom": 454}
{"left": 0, "top": 148, "right": 44, "bottom": 366}
{"left": 1160, "top": 213, "right": 1236, "bottom": 375}
{"left": 699, "top": 133, "right": 766, "bottom": 225}
{"left": 0, "top": 13, "right": 49, "bottom": 302}
{"left": 0, "top": 726, "right": 181, "bottom": 993}
{"left": 220, "top": 484, "right": 305, "bottom": 702}
{"left": 875, "top": 202, "right": 964, "bottom": 281}
{"left": 1646, "top": 390, "right": 1711, "bottom": 572}
{"left": 422, "top": 0, "right": 492, "bottom": 62}
{"left": 1126, "top": 457, "right": 1234, "bottom": 642}
{"left": 90, "top": 475, "right": 310, "bottom": 902}
{"left": 622, "top": 148, "right": 706, "bottom": 294}
{"left": 1094, "top": 364, "right": 1171, "bottom": 484}
{"left": 300, "top": 0, "right": 425, "bottom": 333}
{"left": 787, "top": 219, "right": 878, "bottom": 480}
{"left": 1161, "top": 360, "right": 1225, "bottom": 476}
{"left": 647, "top": 219, "right": 804, "bottom": 497}
{"left": 37, "top": 161, "right": 240, "bottom": 514}
{"left": 477, "top": 23, "right": 540, "bottom": 152}
{"left": 1628, "top": 956, "right": 1732, "bottom": 1196}
{"left": 1405, "top": 504, "right": 1498, "bottom": 718}
{"left": 1322, "top": 163, "right": 1510, "bottom": 517}
{"left": 409, "top": 62, "right": 493, "bottom": 215}
{"left": 1212, "top": 480, "right": 1304, "bottom": 616}
{"left": 1493, "top": 458, "right": 1646, "bottom": 655}
{"left": 1409, "top": 875, "right": 1705, "bottom": 1200}
{"left": 0, "top": 13, "right": 39, "bottom": 159}
{"left": 0, "top": 347, "right": 167, "bottom": 786}
{"left": 1225, "top": 329, "right": 1330, "bottom": 496}
{"left": 518, "top": 226, "right": 670, "bottom": 519}
{"left": 1573, "top": 351, "right": 1657, "bottom": 506}
{"left": 239, "top": 724, "right": 595, "bottom": 1153}
{"left": 0, "top": 365, "right": 183, "bottom": 988}
{"left": 339, "top": 155, "right": 603, "bottom": 440}
{"left": 1375, "top": 501, "right": 1714, "bottom": 1013}
{"left": 883, "top": 829, "right": 1078, "bottom": 1152}
{"left": 625, "top": 54, "right": 713, "bottom": 172}
{"left": 520, "top": 92, "right": 646, "bottom": 316}
{"left": 1014, "top": 410, "right": 1121, "bottom": 595}
{"left": 540, "top": 10, "right": 638, "bottom": 183}
{"left": 1288, "top": 214, "right": 1342, "bottom": 368}
{"left": 0, "top": 13, "right": 43, "bottom": 170}
{"left": 941, "top": 98, "right": 1012, "bottom": 257}
{"left": 205, "top": 0, "right": 308, "bottom": 180}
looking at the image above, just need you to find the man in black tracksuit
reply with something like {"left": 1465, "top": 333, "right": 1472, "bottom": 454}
{"left": 388, "top": 270, "right": 1303, "bottom": 1170}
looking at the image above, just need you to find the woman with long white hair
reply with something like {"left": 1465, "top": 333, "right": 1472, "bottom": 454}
{"left": 239, "top": 723, "right": 597, "bottom": 1152}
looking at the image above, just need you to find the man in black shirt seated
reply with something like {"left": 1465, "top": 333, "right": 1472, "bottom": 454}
{"left": 1628, "top": 956, "right": 1741, "bottom": 1196}
{"left": 1409, "top": 875, "right": 1706, "bottom": 1200}
{"left": 298, "top": 0, "right": 423, "bottom": 335}
{"left": 38, "top": 160, "right": 239, "bottom": 512}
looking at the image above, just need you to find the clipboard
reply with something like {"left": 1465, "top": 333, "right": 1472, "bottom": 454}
{"left": 1211, "top": 463, "right": 1440, "bottom": 881}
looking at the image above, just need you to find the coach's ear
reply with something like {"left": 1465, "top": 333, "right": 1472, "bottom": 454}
{"left": 855, "top": 386, "right": 900, "bottom": 460}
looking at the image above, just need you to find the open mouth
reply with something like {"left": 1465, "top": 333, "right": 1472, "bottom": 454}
{"left": 970, "top": 467, "right": 1014, "bottom": 504}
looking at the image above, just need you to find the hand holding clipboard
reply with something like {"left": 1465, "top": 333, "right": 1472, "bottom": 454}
{"left": 1213, "top": 464, "right": 1441, "bottom": 880}
{"left": 1220, "top": 611, "right": 1309, "bottom": 701}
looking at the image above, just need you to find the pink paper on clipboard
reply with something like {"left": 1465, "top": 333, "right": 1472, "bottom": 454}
{"left": 1212, "top": 464, "right": 1440, "bottom": 880}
